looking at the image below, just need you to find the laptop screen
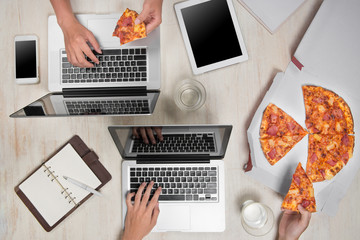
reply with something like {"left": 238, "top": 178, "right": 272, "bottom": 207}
{"left": 10, "top": 92, "right": 159, "bottom": 117}
{"left": 108, "top": 125, "right": 232, "bottom": 160}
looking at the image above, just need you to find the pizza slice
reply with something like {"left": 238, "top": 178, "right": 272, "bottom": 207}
{"left": 260, "top": 103, "right": 308, "bottom": 138}
{"left": 306, "top": 134, "right": 354, "bottom": 182}
{"left": 281, "top": 163, "right": 316, "bottom": 212}
{"left": 302, "top": 85, "right": 354, "bottom": 135}
{"left": 113, "top": 8, "right": 147, "bottom": 45}
{"left": 260, "top": 135, "right": 307, "bottom": 165}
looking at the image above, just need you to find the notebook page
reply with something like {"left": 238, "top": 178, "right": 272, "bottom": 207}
{"left": 19, "top": 165, "right": 74, "bottom": 226}
{"left": 46, "top": 144, "right": 102, "bottom": 203}
{"left": 19, "top": 144, "right": 101, "bottom": 227}
{"left": 239, "top": 0, "right": 304, "bottom": 33}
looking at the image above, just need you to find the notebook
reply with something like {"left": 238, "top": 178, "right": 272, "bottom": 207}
{"left": 15, "top": 136, "right": 112, "bottom": 231}
{"left": 237, "top": 0, "right": 305, "bottom": 33}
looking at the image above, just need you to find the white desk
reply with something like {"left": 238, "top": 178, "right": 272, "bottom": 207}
{"left": 2, "top": 0, "right": 359, "bottom": 239}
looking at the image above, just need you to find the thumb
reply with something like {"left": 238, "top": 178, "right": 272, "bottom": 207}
{"left": 298, "top": 204, "right": 311, "bottom": 227}
{"left": 150, "top": 203, "right": 160, "bottom": 227}
{"left": 135, "top": 8, "right": 150, "bottom": 25}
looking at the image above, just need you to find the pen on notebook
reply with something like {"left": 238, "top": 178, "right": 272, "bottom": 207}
{"left": 63, "top": 176, "right": 103, "bottom": 197}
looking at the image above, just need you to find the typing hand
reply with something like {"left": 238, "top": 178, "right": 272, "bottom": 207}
{"left": 60, "top": 18, "right": 102, "bottom": 68}
{"left": 122, "top": 181, "right": 161, "bottom": 240}
{"left": 135, "top": 0, "right": 163, "bottom": 34}
{"left": 278, "top": 205, "right": 312, "bottom": 240}
{"left": 132, "top": 127, "right": 164, "bottom": 145}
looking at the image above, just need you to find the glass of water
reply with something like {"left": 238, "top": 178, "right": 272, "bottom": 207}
{"left": 174, "top": 79, "right": 206, "bottom": 111}
{"left": 241, "top": 200, "right": 274, "bottom": 236}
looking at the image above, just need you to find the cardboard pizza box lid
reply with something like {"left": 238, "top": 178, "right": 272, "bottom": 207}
{"left": 293, "top": 0, "right": 360, "bottom": 100}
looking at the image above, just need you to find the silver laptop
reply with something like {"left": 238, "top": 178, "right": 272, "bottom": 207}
{"left": 108, "top": 125, "right": 232, "bottom": 232}
{"left": 10, "top": 14, "right": 161, "bottom": 118}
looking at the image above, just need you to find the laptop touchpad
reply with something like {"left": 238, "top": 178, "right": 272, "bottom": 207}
{"left": 157, "top": 205, "right": 191, "bottom": 231}
{"left": 87, "top": 19, "right": 119, "bottom": 47}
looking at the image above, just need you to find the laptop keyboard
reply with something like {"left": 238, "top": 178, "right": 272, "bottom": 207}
{"left": 65, "top": 99, "right": 150, "bottom": 115}
{"left": 61, "top": 48, "right": 147, "bottom": 84}
{"left": 131, "top": 133, "right": 216, "bottom": 153}
{"left": 129, "top": 166, "right": 219, "bottom": 202}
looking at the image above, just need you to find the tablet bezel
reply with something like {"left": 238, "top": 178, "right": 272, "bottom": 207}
{"left": 174, "top": 0, "right": 248, "bottom": 75}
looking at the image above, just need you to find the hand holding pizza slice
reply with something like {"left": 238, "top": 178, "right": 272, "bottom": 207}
{"left": 282, "top": 163, "right": 316, "bottom": 213}
{"left": 113, "top": 8, "right": 147, "bottom": 45}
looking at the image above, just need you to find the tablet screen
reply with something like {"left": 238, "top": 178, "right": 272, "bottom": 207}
{"left": 181, "top": 0, "right": 243, "bottom": 68}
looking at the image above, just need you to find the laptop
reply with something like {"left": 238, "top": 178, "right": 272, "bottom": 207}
{"left": 10, "top": 14, "right": 160, "bottom": 117}
{"left": 108, "top": 125, "right": 232, "bottom": 232}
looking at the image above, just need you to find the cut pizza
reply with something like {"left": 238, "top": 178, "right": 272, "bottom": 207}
{"left": 260, "top": 135, "right": 307, "bottom": 166}
{"left": 282, "top": 163, "right": 316, "bottom": 212}
{"left": 302, "top": 85, "right": 354, "bottom": 135}
{"left": 260, "top": 103, "right": 308, "bottom": 165}
{"left": 113, "top": 8, "right": 147, "bottom": 45}
{"left": 260, "top": 103, "right": 308, "bottom": 138}
{"left": 306, "top": 134, "right": 355, "bottom": 182}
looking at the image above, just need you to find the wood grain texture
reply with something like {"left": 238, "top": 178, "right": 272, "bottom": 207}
{"left": 2, "top": 0, "right": 359, "bottom": 239}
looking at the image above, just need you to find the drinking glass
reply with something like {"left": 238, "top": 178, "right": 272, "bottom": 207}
{"left": 241, "top": 200, "right": 274, "bottom": 236}
{"left": 174, "top": 79, "right": 206, "bottom": 111}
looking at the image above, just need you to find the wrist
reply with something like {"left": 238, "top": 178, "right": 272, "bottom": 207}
{"left": 57, "top": 14, "right": 78, "bottom": 29}
{"left": 122, "top": 231, "right": 142, "bottom": 240}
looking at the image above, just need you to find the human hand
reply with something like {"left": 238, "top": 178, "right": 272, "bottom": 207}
{"left": 135, "top": 0, "right": 163, "bottom": 34}
{"left": 122, "top": 181, "right": 161, "bottom": 240}
{"left": 59, "top": 18, "right": 102, "bottom": 68}
{"left": 278, "top": 205, "right": 312, "bottom": 240}
{"left": 132, "top": 127, "right": 164, "bottom": 144}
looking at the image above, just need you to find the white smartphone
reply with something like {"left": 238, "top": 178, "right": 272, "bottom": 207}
{"left": 14, "top": 35, "right": 39, "bottom": 84}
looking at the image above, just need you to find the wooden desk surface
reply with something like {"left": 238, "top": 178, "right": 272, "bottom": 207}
{"left": 2, "top": 0, "right": 359, "bottom": 239}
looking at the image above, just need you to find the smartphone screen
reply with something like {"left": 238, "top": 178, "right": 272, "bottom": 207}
{"left": 15, "top": 40, "right": 37, "bottom": 78}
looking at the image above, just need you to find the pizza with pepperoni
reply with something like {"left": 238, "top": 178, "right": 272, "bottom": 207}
{"left": 113, "top": 8, "right": 147, "bottom": 45}
{"left": 282, "top": 163, "right": 316, "bottom": 212}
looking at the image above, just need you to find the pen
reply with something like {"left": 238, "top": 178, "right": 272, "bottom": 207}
{"left": 63, "top": 176, "right": 103, "bottom": 197}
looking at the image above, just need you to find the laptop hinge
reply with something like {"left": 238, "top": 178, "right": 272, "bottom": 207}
{"left": 136, "top": 159, "right": 210, "bottom": 164}
{"left": 135, "top": 154, "right": 211, "bottom": 164}
{"left": 63, "top": 87, "right": 149, "bottom": 97}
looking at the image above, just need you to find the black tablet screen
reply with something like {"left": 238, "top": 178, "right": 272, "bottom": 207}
{"left": 181, "top": 0, "right": 242, "bottom": 68}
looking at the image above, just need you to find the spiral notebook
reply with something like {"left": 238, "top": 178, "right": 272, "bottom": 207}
{"left": 15, "top": 136, "right": 111, "bottom": 232}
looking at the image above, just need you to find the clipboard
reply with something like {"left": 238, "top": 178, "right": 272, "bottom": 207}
{"left": 14, "top": 135, "right": 112, "bottom": 232}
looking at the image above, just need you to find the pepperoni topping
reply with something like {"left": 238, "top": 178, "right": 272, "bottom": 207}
{"left": 312, "top": 97, "right": 324, "bottom": 104}
{"left": 301, "top": 200, "right": 310, "bottom": 208}
{"left": 332, "top": 108, "right": 344, "bottom": 119}
{"left": 326, "top": 159, "right": 337, "bottom": 166}
{"left": 306, "top": 122, "right": 313, "bottom": 129}
{"left": 341, "top": 152, "right": 349, "bottom": 164}
{"left": 319, "top": 169, "right": 326, "bottom": 178}
{"left": 341, "top": 134, "right": 350, "bottom": 146}
{"left": 267, "top": 149, "right": 277, "bottom": 160}
{"left": 310, "top": 153, "right": 318, "bottom": 164}
{"left": 323, "top": 112, "right": 331, "bottom": 121}
{"left": 267, "top": 125, "right": 278, "bottom": 136}
{"left": 270, "top": 114, "right": 278, "bottom": 123}
{"left": 286, "top": 122, "right": 296, "bottom": 132}
{"left": 293, "top": 175, "right": 301, "bottom": 186}
{"left": 121, "top": 17, "right": 133, "bottom": 27}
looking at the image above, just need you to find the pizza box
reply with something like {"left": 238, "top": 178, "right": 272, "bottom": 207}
{"left": 246, "top": 0, "right": 360, "bottom": 216}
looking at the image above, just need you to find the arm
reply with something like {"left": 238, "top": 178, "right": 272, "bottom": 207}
{"left": 278, "top": 205, "right": 312, "bottom": 240}
{"left": 49, "top": 0, "right": 101, "bottom": 67}
{"left": 122, "top": 181, "right": 161, "bottom": 240}
{"left": 135, "top": 0, "right": 163, "bottom": 34}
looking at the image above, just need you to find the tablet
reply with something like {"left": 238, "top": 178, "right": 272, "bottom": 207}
{"left": 175, "top": 0, "right": 248, "bottom": 75}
